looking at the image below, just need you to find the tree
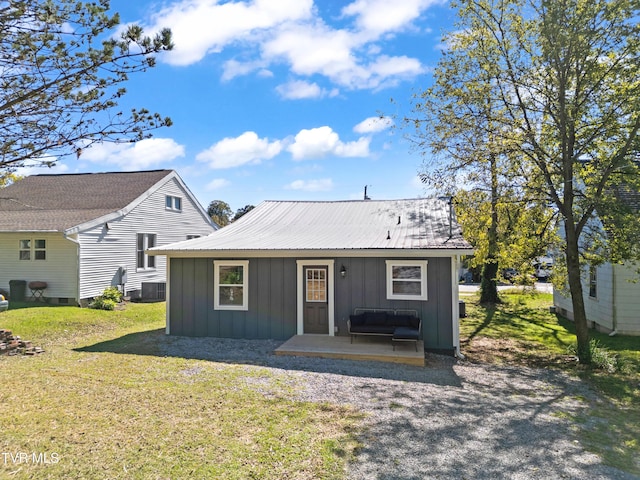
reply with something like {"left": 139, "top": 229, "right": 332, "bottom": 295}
{"left": 232, "top": 204, "right": 255, "bottom": 221}
{"left": 0, "top": 172, "right": 22, "bottom": 188}
{"left": 207, "top": 200, "right": 232, "bottom": 227}
{"left": 409, "top": 0, "right": 640, "bottom": 364}
{"left": 0, "top": 0, "right": 173, "bottom": 171}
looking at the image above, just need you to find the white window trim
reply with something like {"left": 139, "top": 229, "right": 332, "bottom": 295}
{"left": 137, "top": 233, "right": 157, "bottom": 271}
{"left": 19, "top": 238, "right": 47, "bottom": 261}
{"left": 385, "top": 260, "right": 428, "bottom": 301}
{"left": 165, "top": 195, "right": 182, "bottom": 212}
{"left": 214, "top": 260, "right": 249, "bottom": 311}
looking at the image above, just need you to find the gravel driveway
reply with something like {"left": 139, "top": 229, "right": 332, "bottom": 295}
{"left": 158, "top": 335, "right": 636, "bottom": 480}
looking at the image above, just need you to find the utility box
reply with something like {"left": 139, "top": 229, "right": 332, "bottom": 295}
{"left": 459, "top": 300, "right": 467, "bottom": 318}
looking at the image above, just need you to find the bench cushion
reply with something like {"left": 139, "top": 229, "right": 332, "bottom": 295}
{"left": 349, "top": 313, "right": 366, "bottom": 326}
{"left": 392, "top": 314, "right": 420, "bottom": 328}
{"left": 363, "top": 311, "right": 388, "bottom": 326}
{"left": 392, "top": 326, "right": 420, "bottom": 340}
{"left": 350, "top": 324, "right": 395, "bottom": 335}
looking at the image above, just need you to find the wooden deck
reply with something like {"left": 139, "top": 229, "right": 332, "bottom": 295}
{"left": 274, "top": 335, "right": 425, "bottom": 366}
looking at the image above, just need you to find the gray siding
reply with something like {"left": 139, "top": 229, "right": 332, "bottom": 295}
{"left": 169, "top": 256, "right": 454, "bottom": 350}
{"left": 170, "top": 257, "right": 298, "bottom": 339}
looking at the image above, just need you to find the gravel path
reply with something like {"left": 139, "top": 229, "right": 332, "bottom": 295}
{"left": 157, "top": 335, "right": 637, "bottom": 480}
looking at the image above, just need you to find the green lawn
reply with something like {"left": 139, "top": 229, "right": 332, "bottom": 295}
{"left": 460, "top": 291, "right": 640, "bottom": 475}
{"left": 0, "top": 303, "right": 361, "bottom": 479}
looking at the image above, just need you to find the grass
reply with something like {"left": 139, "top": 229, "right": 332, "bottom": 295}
{"left": 460, "top": 290, "right": 640, "bottom": 475}
{"left": 0, "top": 303, "right": 361, "bottom": 479}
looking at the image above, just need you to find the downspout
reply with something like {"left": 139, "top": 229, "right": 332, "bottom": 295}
{"left": 609, "top": 264, "right": 618, "bottom": 336}
{"left": 63, "top": 232, "right": 81, "bottom": 306}
{"left": 451, "top": 254, "right": 466, "bottom": 359}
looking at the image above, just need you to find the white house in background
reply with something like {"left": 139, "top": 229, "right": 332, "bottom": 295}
{"left": 553, "top": 187, "right": 640, "bottom": 336}
{"left": 0, "top": 170, "right": 216, "bottom": 305}
{"left": 554, "top": 263, "right": 640, "bottom": 336}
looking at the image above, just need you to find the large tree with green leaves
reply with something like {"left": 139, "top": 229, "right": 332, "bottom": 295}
{"left": 409, "top": 0, "right": 640, "bottom": 364}
{"left": 0, "top": 0, "right": 173, "bottom": 171}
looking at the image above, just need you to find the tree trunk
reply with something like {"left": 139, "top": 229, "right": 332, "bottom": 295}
{"left": 564, "top": 219, "right": 591, "bottom": 364}
{"left": 480, "top": 154, "right": 500, "bottom": 304}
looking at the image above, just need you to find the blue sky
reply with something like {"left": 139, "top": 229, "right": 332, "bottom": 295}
{"left": 32, "top": 0, "right": 456, "bottom": 212}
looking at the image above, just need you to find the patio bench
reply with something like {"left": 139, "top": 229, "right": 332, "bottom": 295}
{"left": 347, "top": 308, "right": 421, "bottom": 351}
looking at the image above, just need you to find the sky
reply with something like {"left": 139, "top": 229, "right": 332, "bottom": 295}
{"left": 30, "top": 0, "right": 457, "bottom": 213}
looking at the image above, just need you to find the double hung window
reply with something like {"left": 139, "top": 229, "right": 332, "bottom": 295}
{"left": 214, "top": 261, "right": 249, "bottom": 310}
{"left": 137, "top": 234, "right": 156, "bottom": 269}
{"left": 385, "top": 260, "right": 428, "bottom": 301}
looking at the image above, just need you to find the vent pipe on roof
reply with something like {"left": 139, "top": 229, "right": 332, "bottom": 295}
{"left": 364, "top": 185, "right": 371, "bottom": 200}
{"left": 387, "top": 230, "right": 391, "bottom": 240}
{"left": 449, "top": 197, "right": 453, "bottom": 238}
{"left": 397, "top": 215, "right": 401, "bottom": 225}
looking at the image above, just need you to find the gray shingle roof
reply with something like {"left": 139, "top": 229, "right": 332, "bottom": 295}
{"left": 152, "top": 198, "right": 473, "bottom": 254}
{"left": 0, "top": 170, "right": 173, "bottom": 232}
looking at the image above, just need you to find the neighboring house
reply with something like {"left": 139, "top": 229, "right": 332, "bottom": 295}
{"left": 554, "top": 263, "right": 640, "bottom": 336}
{"left": 0, "top": 170, "right": 216, "bottom": 304}
{"left": 150, "top": 198, "right": 474, "bottom": 355}
{"left": 554, "top": 186, "right": 640, "bottom": 336}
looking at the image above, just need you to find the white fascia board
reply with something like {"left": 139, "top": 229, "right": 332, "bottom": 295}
{"left": 170, "top": 172, "right": 218, "bottom": 229}
{"left": 150, "top": 248, "right": 475, "bottom": 258}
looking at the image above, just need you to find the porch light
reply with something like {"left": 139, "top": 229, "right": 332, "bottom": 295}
{"left": 340, "top": 265, "right": 347, "bottom": 278}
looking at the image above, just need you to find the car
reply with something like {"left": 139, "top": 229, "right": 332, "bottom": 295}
{"left": 0, "top": 293, "right": 8, "bottom": 312}
{"left": 502, "top": 268, "right": 518, "bottom": 283}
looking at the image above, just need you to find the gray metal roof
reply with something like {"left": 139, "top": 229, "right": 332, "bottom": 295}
{"left": 0, "top": 170, "right": 173, "bottom": 232}
{"left": 152, "top": 198, "right": 473, "bottom": 254}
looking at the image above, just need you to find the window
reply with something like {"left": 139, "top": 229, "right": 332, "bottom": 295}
{"left": 165, "top": 195, "right": 182, "bottom": 211}
{"left": 306, "top": 268, "right": 327, "bottom": 302}
{"left": 19, "top": 239, "right": 46, "bottom": 261}
{"left": 385, "top": 260, "right": 428, "bottom": 301}
{"left": 214, "top": 260, "right": 249, "bottom": 310}
{"left": 589, "top": 266, "right": 597, "bottom": 298}
{"left": 137, "top": 234, "right": 156, "bottom": 269}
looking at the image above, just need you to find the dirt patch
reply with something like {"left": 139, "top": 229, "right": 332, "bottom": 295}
{"left": 461, "top": 335, "right": 577, "bottom": 368}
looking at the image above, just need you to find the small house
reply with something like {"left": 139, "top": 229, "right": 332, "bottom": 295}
{"left": 151, "top": 198, "right": 473, "bottom": 355}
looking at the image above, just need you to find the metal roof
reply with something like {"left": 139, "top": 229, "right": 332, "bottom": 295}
{"left": 0, "top": 170, "right": 173, "bottom": 232}
{"left": 152, "top": 198, "right": 473, "bottom": 254}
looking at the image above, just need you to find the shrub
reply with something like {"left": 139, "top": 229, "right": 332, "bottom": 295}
{"left": 89, "top": 297, "right": 117, "bottom": 311}
{"left": 89, "top": 287, "right": 123, "bottom": 311}
{"left": 567, "top": 339, "right": 624, "bottom": 373}
{"left": 102, "top": 286, "right": 123, "bottom": 303}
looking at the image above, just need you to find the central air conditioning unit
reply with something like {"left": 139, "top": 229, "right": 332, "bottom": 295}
{"left": 141, "top": 282, "right": 166, "bottom": 302}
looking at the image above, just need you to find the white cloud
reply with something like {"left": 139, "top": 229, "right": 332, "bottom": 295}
{"left": 139, "top": 0, "right": 435, "bottom": 93}
{"left": 80, "top": 138, "right": 185, "bottom": 170}
{"left": 353, "top": 116, "right": 393, "bottom": 134}
{"left": 285, "top": 178, "right": 333, "bottom": 192}
{"left": 263, "top": 23, "right": 425, "bottom": 90}
{"left": 206, "top": 178, "right": 231, "bottom": 190}
{"left": 275, "top": 80, "right": 339, "bottom": 99}
{"left": 342, "top": 0, "right": 440, "bottom": 36}
{"left": 15, "top": 157, "right": 69, "bottom": 176}
{"left": 287, "top": 126, "right": 370, "bottom": 160}
{"left": 148, "top": 0, "right": 313, "bottom": 66}
{"left": 196, "top": 131, "right": 283, "bottom": 169}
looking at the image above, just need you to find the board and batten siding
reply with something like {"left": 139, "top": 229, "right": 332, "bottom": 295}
{"left": 77, "top": 176, "right": 215, "bottom": 300}
{"left": 168, "top": 256, "right": 455, "bottom": 351}
{"left": 0, "top": 232, "right": 79, "bottom": 300}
